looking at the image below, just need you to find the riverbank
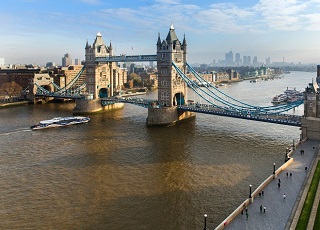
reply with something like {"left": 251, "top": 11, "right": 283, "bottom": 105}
{"left": 218, "top": 139, "right": 320, "bottom": 230}
{"left": 0, "top": 101, "right": 29, "bottom": 108}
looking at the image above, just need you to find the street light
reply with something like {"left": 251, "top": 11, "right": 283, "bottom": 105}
{"left": 273, "top": 163, "right": 276, "bottom": 174}
{"left": 203, "top": 214, "right": 207, "bottom": 230}
{"left": 249, "top": 184, "right": 252, "bottom": 198}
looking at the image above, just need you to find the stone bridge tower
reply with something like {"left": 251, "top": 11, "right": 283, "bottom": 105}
{"left": 301, "top": 65, "right": 320, "bottom": 140}
{"left": 147, "top": 24, "right": 195, "bottom": 126}
{"left": 156, "top": 24, "right": 187, "bottom": 107}
{"left": 84, "top": 32, "right": 117, "bottom": 99}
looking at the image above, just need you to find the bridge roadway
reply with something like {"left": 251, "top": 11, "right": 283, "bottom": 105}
{"left": 221, "top": 139, "right": 320, "bottom": 230}
{"left": 101, "top": 98, "right": 302, "bottom": 126}
{"left": 178, "top": 104, "right": 302, "bottom": 127}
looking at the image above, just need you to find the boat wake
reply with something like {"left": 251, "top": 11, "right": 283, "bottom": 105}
{"left": 0, "top": 128, "right": 31, "bottom": 136}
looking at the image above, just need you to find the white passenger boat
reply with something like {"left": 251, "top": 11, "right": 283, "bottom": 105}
{"left": 31, "top": 116, "right": 90, "bottom": 130}
{"left": 271, "top": 94, "right": 288, "bottom": 104}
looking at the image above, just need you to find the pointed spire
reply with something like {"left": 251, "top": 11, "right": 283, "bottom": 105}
{"left": 157, "top": 32, "right": 161, "bottom": 45}
{"left": 109, "top": 40, "right": 113, "bottom": 50}
{"left": 170, "top": 22, "right": 174, "bottom": 30}
{"left": 85, "top": 39, "right": 89, "bottom": 48}
{"left": 182, "top": 33, "right": 187, "bottom": 46}
{"left": 166, "top": 23, "right": 178, "bottom": 44}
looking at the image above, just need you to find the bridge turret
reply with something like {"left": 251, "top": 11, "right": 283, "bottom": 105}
{"left": 147, "top": 25, "right": 195, "bottom": 126}
{"left": 301, "top": 74, "right": 320, "bottom": 140}
{"left": 156, "top": 24, "right": 187, "bottom": 107}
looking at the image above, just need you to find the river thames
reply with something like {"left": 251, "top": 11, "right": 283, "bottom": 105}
{"left": 0, "top": 71, "right": 315, "bottom": 229}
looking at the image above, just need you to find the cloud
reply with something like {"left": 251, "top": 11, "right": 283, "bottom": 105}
{"left": 253, "top": 0, "right": 309, "bottom": 31}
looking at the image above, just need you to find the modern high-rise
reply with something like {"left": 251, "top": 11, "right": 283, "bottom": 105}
{"left": 62, "top": 53, "right": 72, "bottom": 67}
{"left": 225, "top": 51, "right": 234, "bottom": 66}
{"left": 0, "top": 58, "right": 5, "bottom": 65}
{"left": 266, "top": 57, "right": 271, "bottom": 66}
{"left": 235, "top": 53, "right": 241, "bottom": 66}
{"left": 74, "top": 58, "right": 81, "bottom": 65}
{"left": 253, "top": 56, "right": 258, "bottom": 67}
{"left": 243, "top": 56, "right": 252, "bottom": 66}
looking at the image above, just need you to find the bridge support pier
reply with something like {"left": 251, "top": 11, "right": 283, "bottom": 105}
{"left": 146, "top": 107, "right": 195, "bottom": 126}
{"left": 301, "top": 117, "right": 320, "bottom": 140}
{"left": 73, "top": 99, "right": 124, "bottom": 114}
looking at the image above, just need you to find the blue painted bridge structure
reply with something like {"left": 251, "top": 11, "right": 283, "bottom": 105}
{"left": 34, "top": 59, "right": 304, "bottom": 127}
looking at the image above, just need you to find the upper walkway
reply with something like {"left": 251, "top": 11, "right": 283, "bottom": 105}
{"left": 220, "top": 139, "right": 320, "bottom": 230}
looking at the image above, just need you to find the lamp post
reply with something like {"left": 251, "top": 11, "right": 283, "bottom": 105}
{"left": 249, "top": 184, "right": 252, "bottom": 198}
{"left": 273, "top": 163, "right": 276, "bottom": 174}
{"left": 203, "top": 214, "right": 207, "bottom": 230}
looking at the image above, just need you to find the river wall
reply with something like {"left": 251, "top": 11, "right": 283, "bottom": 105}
{"left": 215, "top": 138, "right": 308, "bottom": 230}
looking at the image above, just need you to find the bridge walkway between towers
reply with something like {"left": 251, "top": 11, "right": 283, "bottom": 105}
{"left": 220, "top": 140, "right": 320, "bottom": 230}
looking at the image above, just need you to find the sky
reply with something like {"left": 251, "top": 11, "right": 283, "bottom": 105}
{"left": 1, "top": 0, "right": 320, "bottom": 65}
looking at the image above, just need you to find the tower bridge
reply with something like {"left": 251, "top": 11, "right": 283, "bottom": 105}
{"left": 31, "top": 24, "right": 320, "bottom": 140}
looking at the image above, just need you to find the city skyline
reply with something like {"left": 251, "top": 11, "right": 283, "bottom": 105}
{"left": 1, "top": 0, "right": 320, "bottom": 66}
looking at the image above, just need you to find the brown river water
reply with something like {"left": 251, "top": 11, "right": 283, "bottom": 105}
{"left": 0, "top": 71, "right": 314, "bottom": 229}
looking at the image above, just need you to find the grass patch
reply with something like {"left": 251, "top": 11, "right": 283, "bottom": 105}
{"left": 313, "top": 199, "right": 320, "bottom": 230}
{"left": 296, "top": 160, "right": 320, "bottom": 230}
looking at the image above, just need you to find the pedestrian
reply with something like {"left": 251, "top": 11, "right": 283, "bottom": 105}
{"left": 286, "top": 172, "right": 288, "bottom": 177}
{"left": 283, "top": 194, "right": 286, "bottom": 200}
{"left": 290, "top": 172, "right": 292, "bottom": 177}
{"left": 260, "top": 205, "right": 262, "bottom": 212}
{"left": 278, "top": 178, "right": 281, "bottom": 183}
{"left": 262, "top": 190, "right": 264, "bottom": 195}
{"left": 278, "top": 182, "right": 281, "bottom": 188}
{"left": 259, "top": 192, "right": 261, "bottom": 197}
{"left": 245, "top": 207, "right": 248, "bottom": 213}
{"left": 246, "top": 212, "right": 249, "bottom": 220}
{"left": 263, "top": 206, "right": 266, "bottom": 213}
{"left": 305, "top": 166, "right": 308, "bottom": 171}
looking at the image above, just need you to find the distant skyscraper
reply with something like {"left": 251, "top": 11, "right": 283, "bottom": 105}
{"left": 74, "top": 58, "right": 81, "bottom": 65}
{"left": 225, "top": 51, "right": 234, "bottom": 66}
{"left": 243, "top": 56, "right": 252, "bottom": 66}
{"left": 62, "top": 53, "right": 72, "bottom": 67}
{"left": 266, "top": 57, "right": 271, "bottom": 66}
{"left": 253, "top": 56, "right": 258, "bottom": 67}
{"left": 0, "top": 58, "right": 5, "bottom": 65}
{"left": 235, "top": 53, "right": 241, "bottom": 66}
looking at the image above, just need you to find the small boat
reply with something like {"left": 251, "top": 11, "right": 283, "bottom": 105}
{"left": 31, "top": 116, "right": 90, "bottom": 130}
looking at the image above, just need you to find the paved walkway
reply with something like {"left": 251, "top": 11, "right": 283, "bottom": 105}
{"left": 224, "top": 140, "right": 320, "bottom": 230}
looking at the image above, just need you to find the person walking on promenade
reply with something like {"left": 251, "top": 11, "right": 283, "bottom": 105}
{"left": 283, "top": 194, "right": 286, "bottom": 200}
{"left": 290, "top": 172, "right": 292, "bottom": 177}
{"left": 260, "top": 205, "right": 262, "bottom": 213}
{"left": 263, "top": 206, "right": 266, "bottom": 213}
{"left": 278, "top": 178, "right": 281, "bottom": 183}
{"left": 246, "top": 212, "right": 249, "bottom": 221}
{"left": 286, "top": 172, "right": 288, "bottom": 177}
{"left": 278, "top": 182, "right": 281, "bottom": 188}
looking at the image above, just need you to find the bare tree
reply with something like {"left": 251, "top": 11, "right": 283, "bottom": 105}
{"left": 0, "top": 81, "right": 22, "bottom": 102}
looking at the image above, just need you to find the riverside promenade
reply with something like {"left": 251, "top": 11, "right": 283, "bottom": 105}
{"left": 217, "top": 139, "right": 320, "bottom": 230}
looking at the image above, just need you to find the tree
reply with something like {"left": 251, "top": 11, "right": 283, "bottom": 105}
{"left": 0, "top": 81, "right": 22, "bottom": 101}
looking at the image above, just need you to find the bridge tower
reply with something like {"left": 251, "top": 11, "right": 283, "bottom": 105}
{"left": 84, "top": 32, "right": 116, "bottom": 99}
{"left": 156, "top": 24, "right": 187, "bottom": 107}
{"left": 73, "top": 32, "right": 125, "bottom": 114}
{"left": 147, "top": 24, "right": 195, "bottom": 126}
{"left": 301, "top": 65, "right": 320, "bottom": 140}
